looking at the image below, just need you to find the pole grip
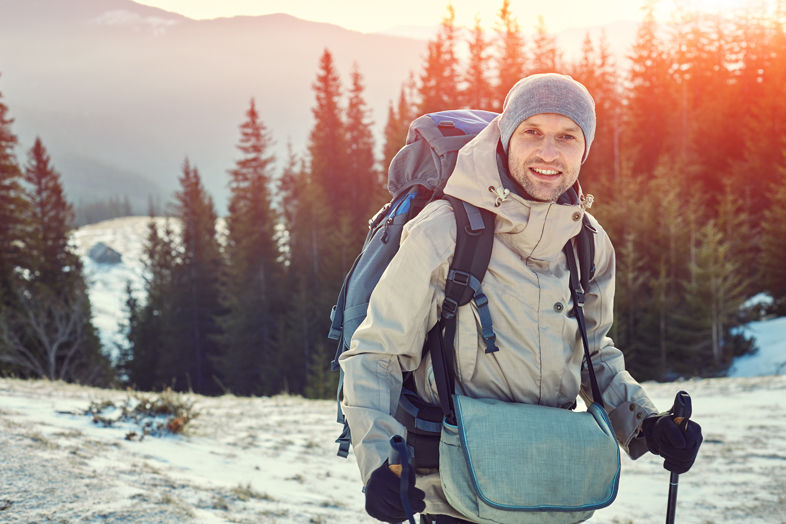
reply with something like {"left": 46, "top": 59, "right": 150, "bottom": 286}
{"left": 389, "top": 435, "right": 407, "bottom": 478}
{"left": 669, "top": 390, "right": 691, "bottom": 430}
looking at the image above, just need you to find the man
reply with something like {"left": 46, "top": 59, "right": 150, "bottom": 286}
{"left": 339, "top": 74, "right": 703, "bottom": 523}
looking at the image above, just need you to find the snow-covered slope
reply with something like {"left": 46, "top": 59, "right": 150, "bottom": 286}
{"left": 1, "top": 375, "right": 785, "bottom": 523}
{"left": 71, "top": 216, "right": 167, "bottom": 360}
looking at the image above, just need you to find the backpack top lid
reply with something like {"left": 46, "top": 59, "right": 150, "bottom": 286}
{"left": 387, "top": 110, "right": 498, "bottom": 199}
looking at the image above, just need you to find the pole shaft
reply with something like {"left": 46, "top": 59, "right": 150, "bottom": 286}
{"left": 666, "top": 471, "right": 679, "bottom": 524}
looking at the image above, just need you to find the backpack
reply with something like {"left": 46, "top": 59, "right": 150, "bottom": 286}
{"left": 327, "top": 109, "right": 596, "bottom": 464}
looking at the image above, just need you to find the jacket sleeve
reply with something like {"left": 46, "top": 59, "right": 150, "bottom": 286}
{"left": 338, "top": 204, "right": 454, "bottom": 484}
{"left": 578, "top": 219, "right": 658, "bottom": 459}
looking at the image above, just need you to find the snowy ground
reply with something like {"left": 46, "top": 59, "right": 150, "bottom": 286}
{"left": 1, "top": 375, "right": 785, "bottom": 523}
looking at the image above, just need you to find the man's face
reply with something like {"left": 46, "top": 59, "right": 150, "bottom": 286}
{"left": 507, "top": 113, "right": 585, "bottom": 202}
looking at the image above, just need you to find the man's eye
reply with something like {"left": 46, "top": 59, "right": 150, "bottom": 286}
{"left": 560, "top": 135, "right": 576, "bottom": 141}
{"left": 523, "top": 129, "right": 539, "bottom": 135}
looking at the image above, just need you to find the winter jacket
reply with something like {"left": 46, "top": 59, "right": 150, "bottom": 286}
{"left": 339, "top": 116, "right": 658, "bottom": 516}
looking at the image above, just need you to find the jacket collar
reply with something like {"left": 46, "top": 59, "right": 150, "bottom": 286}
{"left": 443, "top": 116, "right": 586, "bottom": 261}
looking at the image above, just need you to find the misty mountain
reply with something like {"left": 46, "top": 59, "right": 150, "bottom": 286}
{"left": 0, "top": 0, "right": 638, "bottom": 214}
{"left": 0, "top": 0, "right": 428, "bottom": 212}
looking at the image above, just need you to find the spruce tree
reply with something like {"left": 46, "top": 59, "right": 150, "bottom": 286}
{"left": 418, "top": 4, "right": 461, "bottom": 113}
{"left": 0, "top": 138, "right": 109, "bottom": 384}
{"left": 345, "top": 63, "right": 385, "bottom": 226}
{"left": 126, "top": 217, "right": 180, "bottom": 391}
{"left": 171, "top": 160, "right": 224, "bottom": 394}
{"left": 0, "top": 81, "right": 26, "bottom": 305}
{"left": 493, "top": 0, "right": 526, "bottom": 111}
{"left": 571, "top": 31, "right": 620, "bottom": 191}
{"left": 625, "top": 0, "right": 676, "bottom": 177}
{"left": 674, "top": 220, "right": 749, "bottom": 373}
{"left": 382, "top": 80, "right": 416, "bottom": 171}
{"left": 461, "top": 15, "right": 494, "bottom": 110}
{"left": 761, "top": 166, "right": 786, "bottom": 314}
{"left": 530, "top": 16, "right": 562, "bottom": 74}
{"left": 213, "top": 99, "right": 282, "bottom": 396}
{"left": 309, "top": 48, "right": 348, "bottom": 215}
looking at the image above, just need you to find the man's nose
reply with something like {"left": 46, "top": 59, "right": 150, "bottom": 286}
{"left": 538, "top": 137, "right": 559, "bottom": 162}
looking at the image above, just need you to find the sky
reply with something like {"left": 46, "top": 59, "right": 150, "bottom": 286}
{"left": 133, "top": 0, "right": 768, "bottom": 34}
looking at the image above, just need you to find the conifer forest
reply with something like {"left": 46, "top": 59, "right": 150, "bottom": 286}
{"left": 1, "top": 1, "right": 785, "bottom": 397}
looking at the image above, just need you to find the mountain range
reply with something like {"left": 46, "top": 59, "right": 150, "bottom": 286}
{"left": 0, "top": 0, "right": 637, "bottom": 213}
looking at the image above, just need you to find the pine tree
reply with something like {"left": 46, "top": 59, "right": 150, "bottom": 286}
{"left": 171, "top": 160, "right": 224, "bottom": 394}
{"left": 0, "top": 137, "right": 109, "bottom": 384}
{"left": 571, "top": 31, "right": 620, "bottom": 191}
{"left": 493, "top": 0, "right": 526, "bottom": 111}
{"left": 213, "top": 100, "right": 282, "bottom": 396}
{"left": 22, "top": 138, "right": 76, "bottom": 288}
{"left": 309, "top": 48, "right": 348, "bottom": 215}
{"left": 530, "top": 16, "right": 562, "bottom": 74}
{"left": 761, "top": 166, "right": 786, "bottom": 314}
{"left": 418, "top": 4, "right": 461, "bottom": 113}
{"left": 126, "top": 217, "right": 180, "bottom": 391}
{"left": 345, "top": 63, "right": 385, "bottom": 226}
{"left": 625, "top": 0, "right": 676, "bottom": 177}
{"left": 674, "top": 220, "right": 750, "bottom": 373}
{"left": 461, "top": 15, "right": 494, "bottom": 110}
{"left": 0, "top": 81, "right": 26, "bottom": 305}
{"left": 382, "top": 79, "right": 416, "bottom": 171}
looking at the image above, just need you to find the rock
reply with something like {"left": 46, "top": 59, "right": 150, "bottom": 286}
{"left": 88, "top": 242, "right": 122, "bottom": 264}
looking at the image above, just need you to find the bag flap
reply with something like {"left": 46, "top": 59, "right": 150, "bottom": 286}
{"left": 452, "top": 395, "right": 620, "bottom": 511}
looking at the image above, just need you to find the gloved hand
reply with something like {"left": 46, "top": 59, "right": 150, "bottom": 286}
{"left": 642, "top": 413, "right": 703, "bottom": 474}
{"left": 365, "top": 461, "right": 426, "bottom": 523}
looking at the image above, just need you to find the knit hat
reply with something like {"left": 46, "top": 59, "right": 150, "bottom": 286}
{"left": 499, "top": 73, "right": 596, "bottom": 163}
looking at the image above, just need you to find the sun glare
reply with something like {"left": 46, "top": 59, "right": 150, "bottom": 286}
{"left": 674, "top": 0, "right": 776, "bottom": 15}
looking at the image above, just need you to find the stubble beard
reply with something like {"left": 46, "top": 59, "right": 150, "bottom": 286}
{"left": 509, "top": 158, "right": 579, "bottom": 202}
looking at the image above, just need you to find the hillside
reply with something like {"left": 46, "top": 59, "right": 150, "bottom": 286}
{"left": 1, "top": 375, "right": 785, "bottom": 523}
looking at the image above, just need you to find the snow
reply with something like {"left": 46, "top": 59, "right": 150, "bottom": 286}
{"left": 1, "top": 376, "right": 785, "bottom": 522}
{"left": 71, "top": 217, "right": 159, "bottom": 361}
{"left": 728, "top": 317, "right": 786, "bottom": 378}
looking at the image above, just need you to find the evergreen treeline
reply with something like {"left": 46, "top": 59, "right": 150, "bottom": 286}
{"left": 74, "top": 195, "right": 135, "bottom": 227}
{"left": 0, "top": 88, "right": 110, "bottom": 383}
{"left": 2, "top": 1, "right": 786, "bottom": 393}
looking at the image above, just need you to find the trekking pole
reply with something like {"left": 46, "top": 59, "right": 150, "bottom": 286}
{"left": 389, "top": 435, "right": 416, "bottom": 524}
{"left": 665, "top": 391, "right": 691, "bottom": 524}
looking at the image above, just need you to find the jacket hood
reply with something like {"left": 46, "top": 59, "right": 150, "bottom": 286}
{"left": 443, "top": 116, "right": 588, "bottom": 261}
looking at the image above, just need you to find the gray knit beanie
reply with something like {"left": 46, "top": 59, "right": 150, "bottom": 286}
{"left": 499, "top": 73, "right": 596, "bottom": 163}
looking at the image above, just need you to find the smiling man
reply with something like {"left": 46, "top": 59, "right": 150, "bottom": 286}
{"left": 340, "top": 73, "right": 703, "bottom": 524}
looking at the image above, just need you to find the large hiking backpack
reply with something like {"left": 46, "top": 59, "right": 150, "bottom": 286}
{"left": 327, "top": 109, "right": 596, "bottom": 464}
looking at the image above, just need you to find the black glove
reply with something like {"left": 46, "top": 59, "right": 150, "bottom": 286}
{"left": 642, "top": 413, "right": 703, "bottom": 474}
{"left": 365, "top": 461, "right": 426, "bottom": 523}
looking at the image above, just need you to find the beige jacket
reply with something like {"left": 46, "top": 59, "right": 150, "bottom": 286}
{"left": 339, "top": 117, "right": 657, "bottom": 513}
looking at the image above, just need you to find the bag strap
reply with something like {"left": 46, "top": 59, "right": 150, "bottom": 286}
{"left": 564, "top": 238, "right": 604, "bottom": 408}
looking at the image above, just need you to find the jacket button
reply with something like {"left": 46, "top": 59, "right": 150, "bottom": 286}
{"left": 629, "top": 403, "right": 636, "bottom": 411}
{"left": 572, "top": 211, "right": 582, "bottom": 221}
{"left": 553, "top": 302, "right": 564, "bottom": 313}
{"left": 636, "top": 412, "right": 643, "bottom": 419}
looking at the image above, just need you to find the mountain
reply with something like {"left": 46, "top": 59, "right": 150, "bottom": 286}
{"left": 0, "top": 0, "right": 428, "bottom": 212}
{"left": 1, "top": 1, "right": 641, "bottom": 215}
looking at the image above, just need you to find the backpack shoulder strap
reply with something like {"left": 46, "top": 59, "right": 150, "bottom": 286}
{"left": 429, "top": 196, "right": 496, "bottom": 423}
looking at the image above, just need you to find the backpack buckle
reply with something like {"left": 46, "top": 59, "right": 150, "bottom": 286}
{"left": 448, "top": 270, "right": 470, "bottom": 287}
{"left": 442, "top": 297, "right": 458, "bottom": 319}
{"left": 575, "top": 291, "right": 585, "bottom": 308}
